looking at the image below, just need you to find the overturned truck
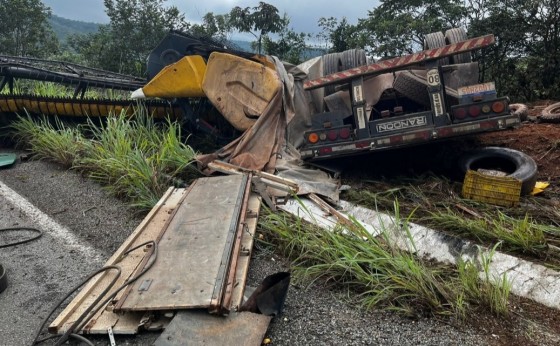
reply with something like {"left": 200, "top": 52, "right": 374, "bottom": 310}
{"left": 0, "top": 29, "right": 520, "bottom": 167}
{"left": 135, "top": 29, "right": 519, "bottom": 164}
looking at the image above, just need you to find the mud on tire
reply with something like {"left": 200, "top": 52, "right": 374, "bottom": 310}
{"left": 459, "top": 147, "right": 538, "bottom": 195}
{"left": 509, "top": 103, "right": 529, "bottom": 121}
{"left": 540, "top": 102, "right": 560, "bottom": 123}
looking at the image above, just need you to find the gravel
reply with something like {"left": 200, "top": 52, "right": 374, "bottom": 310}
{"left": 0, "top": 151, "right": 490, "bottom": 345}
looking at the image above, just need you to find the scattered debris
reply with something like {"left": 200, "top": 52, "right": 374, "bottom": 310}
{"left": 0, "top": 152, "right": 16, "bottom": 168}
{"left": 49, "top": 175, "right": 284, "bottom": 346}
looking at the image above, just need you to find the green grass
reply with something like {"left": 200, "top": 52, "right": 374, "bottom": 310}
{"left": 9, "top": 114, "right": 89, "bottom": 167}
{"left": 428, "top": 209, "right": 549, "bottom": 256}
{"left": 2, "top": 80, "right": 130, "bottom": 99}
{"left": 258, "top": 203, "right": 512, "bottom": 319}
{"left": 9, "top": 109, "right": 200, "bottom": 210}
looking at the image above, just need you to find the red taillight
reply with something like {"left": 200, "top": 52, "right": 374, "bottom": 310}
{"left": 492, "top": 101, "right": 506, "bottom": 113}
{"left": 339, "top": 128, "right": 350, "bottom": 139}
{"left": 453, "top": 107, "right": 467, "bottom": 119}
{"left": 327, "top": 130, "right": 338, "bottom": 141}
{"left": 469, "top": 105, "right": 481, "bottom": 117}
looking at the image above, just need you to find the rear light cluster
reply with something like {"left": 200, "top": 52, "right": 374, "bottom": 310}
{"left": 451, "top": 99, "right": 508, "bottom": 123}
{"left": 306, "top": 126, "right": 352, "bottom": 144}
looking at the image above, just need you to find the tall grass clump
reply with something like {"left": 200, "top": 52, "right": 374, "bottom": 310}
{"left": 10, "top": 107, "right": 200, "bottom": 210}
{"left": 10, "top": 114, "right": 89, "bottom": 167}
{"left": 259, "top": 204, "right": 511, "bottom": 318}
{"left": 429, "top": 208, "right": 548, "bottom": 256}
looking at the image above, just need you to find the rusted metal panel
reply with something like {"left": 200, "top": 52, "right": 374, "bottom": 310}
{"left": 304, "top": 35, "right": 495, "bottom": 90}
{"left": 203, "top": 52, "right": 282, "bottom": 131}
{"left": 117, "top": 174, "right": 250, "bottom": 312}
{"left": 154, "top": 311, "right": 271, "bottom": 346}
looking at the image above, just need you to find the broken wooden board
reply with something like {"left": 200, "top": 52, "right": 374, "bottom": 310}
{"left": 117, "top": 174, "right": 250, "bottom": 312}
{"left": 50, "top": 187, "right": 188, "bottom": 334}
{"left": 229, "top": 195, "right": 261, "bottom": 311}
{"left": 154, "top": 311, "right": 271, "bottom": 346}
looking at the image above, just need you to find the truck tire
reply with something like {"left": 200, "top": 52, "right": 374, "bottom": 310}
{"left": 540, "top": 102, "right": 560, "bottom": 123}
{"left": 341, "top": 49, "right": 367, "bottom": 71}
{"left": 424, "top": 32, "right": 449, "bottom": 66}
{"left": 393, "top": 71, "right": 431, "bottom": 107}
{"left": 444, "top": 28, "right": 472, "bottom": 64}
{"left": 322, "top": 52, "right": 342, "bottom": 96}
{"left": 509, "top": 103, "right": 528, "bottom": 121}
{"left": 459, "top": 147, "right": 537, "bottom": 195}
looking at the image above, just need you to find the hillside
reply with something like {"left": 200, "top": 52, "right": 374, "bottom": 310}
{"left": 48, "top": 15, "right": 100, "bottom": 43}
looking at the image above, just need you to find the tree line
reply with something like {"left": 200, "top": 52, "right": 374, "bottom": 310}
{"left": 1, "top": 0, "right": 558, "bottom": 101}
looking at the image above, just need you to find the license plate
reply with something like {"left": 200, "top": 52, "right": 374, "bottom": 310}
{"left": 458, "top": 82, "right": 496, "bottom": 96}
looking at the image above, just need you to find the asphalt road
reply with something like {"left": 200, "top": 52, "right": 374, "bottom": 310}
{"left": 0, "top": 151, "right": 489, "bottom": 345}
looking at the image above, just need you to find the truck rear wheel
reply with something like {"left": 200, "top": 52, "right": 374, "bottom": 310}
{"left": 459, "top": 147, "right": 537, "bottom": 195}
{"left": 322, "top": 52, "right": 342, "bottom": 96}
{"left": 341, "top": 49, "right": 367, "bottom": 71}
{"left": 424, "top": 32, "right": 449, "bottom": 66}
{"left": 444, "top": 28, "right": 472, "bottom": 64}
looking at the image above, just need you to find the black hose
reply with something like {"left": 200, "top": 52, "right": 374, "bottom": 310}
{"left": 0, "top": 227, "right": 43, "bottom": 248}
{"left": 32, "top": 240, "right": 158, "bottom": 346}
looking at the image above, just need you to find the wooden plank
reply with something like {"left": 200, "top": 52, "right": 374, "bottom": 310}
{"left": 49, "top": 187, "right": 188, "bottom": 334}
{"left": 117, "top": 175, "right": 250, "bottom": 311}
{"left": 230, "top": 194, "right": 261, "bottom": 311}
{"left": 208, "top": 160, "right": 299, "bottom": 193}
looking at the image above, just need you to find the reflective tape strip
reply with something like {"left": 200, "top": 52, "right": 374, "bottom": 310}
{"left": 305, "top": 35, "right": 495, "bottom": 90}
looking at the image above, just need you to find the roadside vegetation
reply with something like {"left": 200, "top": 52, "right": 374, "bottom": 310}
{"left": 9, "top": 111, "right": 200, "bottom": 210}
{"left": 259, "top": 205, "right": 511, "bottom": 319}
{"left": 343, "top": 177, "right": 560, "bottom": 268}
{"left": 6, "top": 80, "right": 130, "bottom": 100}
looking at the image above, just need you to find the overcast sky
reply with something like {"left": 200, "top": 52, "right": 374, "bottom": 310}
{"left": 43, "top": 0, "right": 380, "bottom": 37}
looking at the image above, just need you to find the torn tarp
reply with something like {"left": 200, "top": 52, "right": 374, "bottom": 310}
{"left": 197, "top": 55, "right": 340, "bottom": 201}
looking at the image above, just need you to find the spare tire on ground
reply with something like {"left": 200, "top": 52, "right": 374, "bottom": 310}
{"left": 459, "top": 147, "right": 537, "bottom": 195}
{"left": 509, "top": 103, "right": 529, "bottom": 121}
{"left": 540, "top": 102, "right": 560, "bottom": 123}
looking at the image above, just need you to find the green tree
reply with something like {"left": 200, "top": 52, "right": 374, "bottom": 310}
{"left": 0, "top": 0, "right": 58, "bottom": 57}
{"left": 468, "top": 0, "right": 560, "bottom": 100}
{"left": 317, "top": 17, "right": 365, "bottom": 53}
{"left": 70, "top": 0, "right": 188, "bottom": 76}
{"left": 360, "top": 0, "right": 466, "bottom": 57}
{"left": 229, "top": 2, "right": 285, "bottom": 54}
{"left": 189, "top": 12, "right": 232, "bottom": 42}
{"left": 260, "top": 17, "right": 310, "bottom": 64}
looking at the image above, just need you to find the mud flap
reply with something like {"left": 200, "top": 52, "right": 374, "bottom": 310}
{"left": 240, "top": 272, "right": 291, "bottom": 316}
